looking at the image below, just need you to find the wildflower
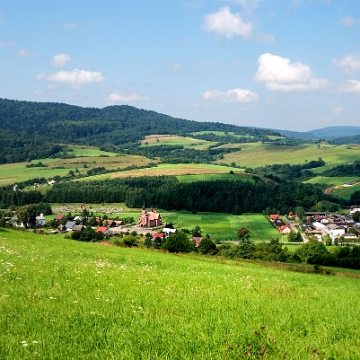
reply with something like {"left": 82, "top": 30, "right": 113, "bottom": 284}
{"left": 32, "top": 340, "right": 38, "bottom": 344}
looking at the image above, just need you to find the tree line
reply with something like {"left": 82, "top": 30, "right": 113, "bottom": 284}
{"left": 0, "top": 176, "right": 344, "bottom": 215}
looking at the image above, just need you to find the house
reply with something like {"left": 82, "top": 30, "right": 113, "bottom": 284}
{"left": 327, "top": 224, "right": 345, "bottom": 240}
{"left": 96, "top": 226, "right": 110, "bottom": 235}
{"left": 64, "top": 221, "right": 76, "bottom": 231}
{"left": 274, "top": 219, "right": 285, "bottom": 227}
{"left": 163, "top": 228, "right": 177, "bottom": 236}
{"left": 72, "top": 224, "right": 84, "bottom": 232}
{"left": 269, "top": 214, "right": 280, "bottom": 222}
{"left": 55, "top": 214, "right": 65, "bottom": 221}
{"left": 35, "top": 213, "right": 46, "bottom": 226}
{"left": 278, "top": 225, "right": 291, "bottom": 234}
{"left": 192, "top": 237, "right": 202, "bottom": 247}
{"left": 139, "top": 206, "right": 162, "bottom": 228}
{"left": 153, "top": 233, "right": 164, "bottom": 240}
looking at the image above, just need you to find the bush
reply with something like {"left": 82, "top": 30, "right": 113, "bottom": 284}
{"left": 162, "top": 232, "right": 194, "bottom": 253}
{"left": 198, "top": 238, "right": 218, "bottom": 255}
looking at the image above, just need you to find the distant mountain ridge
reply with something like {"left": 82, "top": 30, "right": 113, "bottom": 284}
{"left": 309, "top": 126, "right": 360, "bottom": 140}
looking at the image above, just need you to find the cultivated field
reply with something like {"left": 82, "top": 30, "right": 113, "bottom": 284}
{"left": 163, "top": 212, "right": 279, "bottom": 241}
{"left": 216, "top": 142, "right": 360, "bottom": 169}
{"left": 141, "top": 134, "right": 216, "bottom": 149}
{"left": 0, "top": 153, "right": 156, "bottom": 185}
{"left": 1, "top": 228, "right": 360, "bottom": 359}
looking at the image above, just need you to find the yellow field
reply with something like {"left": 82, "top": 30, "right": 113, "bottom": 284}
{"left": 110, "top": 163, "right": 240, "bottom": 178}
{"left": 141, "top": 134, "right": 216, "bottom": 149}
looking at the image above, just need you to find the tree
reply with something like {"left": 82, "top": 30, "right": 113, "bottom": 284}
{"left": 16, "top": 205, "right": 37, "bottom": 228}
{"left": 295, "top": 239, "right": 328, "bottom": 263}
{"left": 352, "top": 211, "right": 360, "bottom": 223}
{"left": 287, "top": 231, "right": 302, "bottom": 242}
{"left": 237, "top": 226, "right": 250, "bottom": 243}
{"left": 192, "top": 225, "right": 202, "bottom": 237}
{"left": 162, "top": 232, "right": 194, "bottom": 253}
{"left": 198, "top": 238, "right": 218, "bottom": 255}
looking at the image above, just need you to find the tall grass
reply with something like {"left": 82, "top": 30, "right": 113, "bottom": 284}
{"left": 1, "top": 228, "right": 360, "bottom": 359}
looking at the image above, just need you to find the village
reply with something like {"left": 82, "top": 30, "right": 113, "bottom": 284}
{"left": 6, "top": 202, "right": 360, "bottom": 246}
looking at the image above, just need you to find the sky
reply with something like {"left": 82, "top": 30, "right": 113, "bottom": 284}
{"left": 1, "top": 0, "right": 360, "bottom": 132}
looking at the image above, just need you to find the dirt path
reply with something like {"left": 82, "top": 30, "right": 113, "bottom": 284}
{"left": 243, "top": 215, "right": 263, "bottom": 241}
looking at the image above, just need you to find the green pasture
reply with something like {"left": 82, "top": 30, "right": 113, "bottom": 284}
{"left": 141, "top": 135, "right": 216, "bottom": 149}
{"left": 176, "top": 172, "right": 253, "bottom": 183}
{"left": 330, "top": 183, "right": 360, "bottom": 201}
{"left": 192, "top": 131, "right": 254, "bottom": 138}
{"left": 0, "top": 163, "right": 74, "bottom": 186}
{"left": 216, "top": 142, "right": 360, "bottom": 169}
{"left": 304, "top": 176, "right": 360, "bottom": 186}
{"left": 0, "top": 154, "right": 155, "bottom": 186}
{"left": 163, "top": 212, "right": 279, "bottom": 241}
{"left": 67, "top": 146, "right": 118, "bottom": 157}
{"left": 1, "top": 228, "right": 360, "bottom": 359}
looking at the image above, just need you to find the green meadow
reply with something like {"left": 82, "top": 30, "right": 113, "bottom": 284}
{"left": 217, "top": 142, "right": 360, "bottom": 169}
{"left": 331, "top": 183, "right": 360, "bottom": 201}
{"left": 176, "top": 173, "right": 254, "bottom": 183}
{"left": 1, "top": 228, "right": 360, "bottom": 359}
{"left": 304, "top": 176, "right": 360, "bottom": 186}
{"left": 163, "top": 212, "right": 279, "bottom": 241}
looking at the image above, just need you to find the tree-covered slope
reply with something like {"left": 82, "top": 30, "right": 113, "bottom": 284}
{"left": 0, "top": 98, "right": 280, "bottom": 163}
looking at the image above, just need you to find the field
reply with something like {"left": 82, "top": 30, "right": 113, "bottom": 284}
{"left": 216, "top": 142, "right": 360, "bottom": 169}
{"left": 330, "top": 183, "right": 360, "bottom": 201}
{"left": 176, "top": 173, "right": 254, "bottom": 183}
{"left": 0, "top": 153, "right": 156, "bottom": 185}
{"left": 163, "top": 212, "right": 279, "bottom": 241}
{"left": 1, "top": 228, "right": 360, "bottom": 359}
{"left": 141, "top": 135, "right": 216, "bottom": 150}
{"left": 304, "top": 176, "right": 360, "bottom": 186}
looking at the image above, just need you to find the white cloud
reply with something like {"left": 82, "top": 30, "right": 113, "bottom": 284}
{"left": 63, "top": 23, "right": 79, "bottom": 29}
{"left": 0, "top": 40, "right": 16, "bottom": 47}
{"left": 107, "top": 92, "right": 150, "bottom": 104}
{"left": 172, "top": 64, "right": 183, "bottom": 72}
{"left": 333, "top": 55, "right": 360, "bottom": 73}
{"left": 14, "top": 50, "right": 32, "bottom": 57}
{"left": 203, "top": 88, "right": 258, "bottom": 103}
{"left": 36, "top": 68, "right": 104, "bottom": 88}
{"left": 339, "top": 16, "right": 360, "bottom": 27}
{"left": 338, "top": 80, "right": 360, "bottom": 93}
{"left": 202, "top": 6, "right": 253, "bottom": 38}
{"left": 51, "top": 54, "right": 71, "bottom": 67}
{"left": 332, "top": 106, "right": 344, "bottom": 115}
{"left": 254, "top": 53, "right": 328, "bottom": 91}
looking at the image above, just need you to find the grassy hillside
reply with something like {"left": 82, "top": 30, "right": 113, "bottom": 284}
{"left": 1, "top": 228, "right": 360, "bottom": 359}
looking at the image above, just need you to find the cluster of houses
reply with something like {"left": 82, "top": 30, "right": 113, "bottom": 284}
{"left": 269, "top": 209, "right": 360, "bottom": 243}
{"left": 304, "top": 211, "right": 360, "bottom": 242}
{"left": 269, "top": 214, "right": 292, "bottom": 235}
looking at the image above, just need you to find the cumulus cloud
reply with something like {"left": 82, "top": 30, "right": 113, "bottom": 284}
{"left": 338, "top": 80, "right": 360, "bottom": 93}
{"left": 14, "top": 50, "right": 32, "bottom": 57}
{"left": 333, "top": 55, "right": 360, "bottom": 73}
{"left": 332, "top": 106, "right": 344, "bottom": 115}
{"left": 202, "top": 6, "right": 253, "bottom": 38}
{"left": 254, "top": 53, "right": 328, "bottom": 91}
{"left": 36, "top": 68, "right": 104, "bottom": 88}
{"left": 172, "top": 64, "right": 183, "bottom": 72}
{"left": 0, "top": 40, "right": 16, "bottom": 47}
{"left": 339, "top": 16, "right": 360, "bottom": 27}
{"left": 51, "top": 54, "right": 71, "bottom": 67}
{"left": 63, "top": 23, "right": 79, "bottom": 29}
{"left": 107, "top": 92, "right": 150, "bottom": 104}
{"left": 203, "top": 88, "right": 258, "bottom": 103}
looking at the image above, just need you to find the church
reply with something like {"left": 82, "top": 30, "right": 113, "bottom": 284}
{"left": 138, "top": 205, "right": 162, "bottom": 228}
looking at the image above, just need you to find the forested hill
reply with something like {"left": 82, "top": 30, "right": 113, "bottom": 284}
{"left": 0, "top": 98, "right": 279, "bottom": 163}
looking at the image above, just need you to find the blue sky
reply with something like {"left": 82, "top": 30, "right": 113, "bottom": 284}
{"left": 1, "top": 0, "right": 359, "bottom": 131}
